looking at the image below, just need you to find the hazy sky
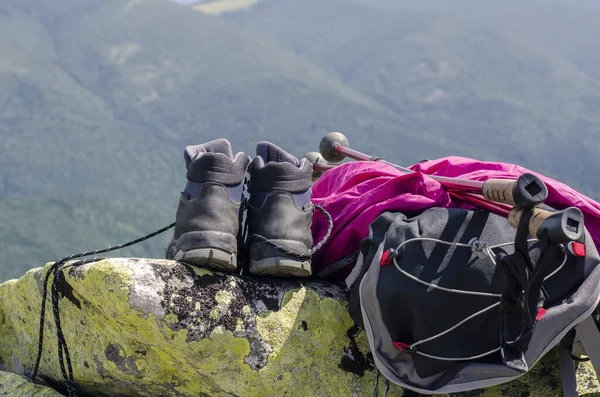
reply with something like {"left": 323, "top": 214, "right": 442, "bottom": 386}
{"left": 169, "top": 0, "right": 202, "bottom": 5}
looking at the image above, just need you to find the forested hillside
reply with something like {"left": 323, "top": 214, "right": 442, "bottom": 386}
{"left": 226, "top": 0, "right": 600, "bottom": 191}
{"left": 1, "top": 0, "right": 599, "bottom": 281}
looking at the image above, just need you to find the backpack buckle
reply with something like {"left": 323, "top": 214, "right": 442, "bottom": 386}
{"left": 380, "top": 248, "right": 399, "bottom": 266}
{"left": 567, "top": 241, "right": 586, "bottom": 257}
{"left": 393, "top": 342, "right": 412, "bottom": 352}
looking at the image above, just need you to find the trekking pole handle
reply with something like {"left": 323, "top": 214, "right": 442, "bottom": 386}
{"left": 508, "top": 206, "right": 584, "bottom": 243}
{"left": 304, "top": 151, "right": 337, "bottom": 181}
{"left": 319, "top": 132, "right": 351, "bottom": 163}
{"left": 482, "top": 173, "right": 549, "bottom": 208}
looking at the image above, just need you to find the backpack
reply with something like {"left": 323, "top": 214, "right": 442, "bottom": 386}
{"left": 311, "top": 158, "right": 600, "bottom": 281}
{"left": 346, "top": 206, "right": 600, "bottom": 396}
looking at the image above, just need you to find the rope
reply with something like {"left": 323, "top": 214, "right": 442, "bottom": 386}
{"left": 310, "top": 204, "right": 333, "bottom": 254}
{"left": 247, "top": 203, "right": 333, "bottom": 260}
{"left": 28, "top": 193, "right": 331, "bottom": 394}
{"left": 29, "top": 222, "right": 175, "bottom": 397}
{"left": 26, "top": 157, "right": 331, "bottom": 395}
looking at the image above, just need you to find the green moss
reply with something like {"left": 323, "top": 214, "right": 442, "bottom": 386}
{"left": 1, "top": 258, "right": 599, "bottom": 397}
{"left": 235, "top": 318, "right": 244, "bottom": 333}
{"left": 191, "top": 267, "right": 213, "bottom": 278}
{"left": 0, "top": 370, "right": 64, "bottom": 397}
{"left": 0, "top": 259, "right": 390, "bottom": 396}
{"left": 252, "top": 287, "right": 404, "bottom": 396}
{"left": 164, "top": 313, "right": 178, "bottom": 325}
{"left": 576, "top": 359, "right": 600, "bottom": 395}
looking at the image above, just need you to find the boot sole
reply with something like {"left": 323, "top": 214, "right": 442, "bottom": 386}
{"left": 249, "top": 257, "right": 312, "bottom": 277}
{"left": 248, "top": 239, "right": 312, "bottom": 277}
{"left": 167, "top": 231, "right": 238, "bottom": 272}
{"left": 174, "top": 248, "right": 237, "bottom": 272}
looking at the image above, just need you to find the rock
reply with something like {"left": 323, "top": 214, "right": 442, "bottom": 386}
{"left": 0, "top": 258, "right": 598, "bottom": 396}
{"left": 0, "top": 370, "right": 63, "bottom": 396}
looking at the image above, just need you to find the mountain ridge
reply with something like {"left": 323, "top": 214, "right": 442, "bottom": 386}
{"left": 1, "top": 0, "right": 600, "bottom": 282}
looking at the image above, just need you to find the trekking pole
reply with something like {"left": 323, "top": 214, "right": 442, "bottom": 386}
{"left": 448, "top": 191, "right": 511, "bottom": 217}
{"left": 452, "top": 191, "right": 584, "bottom": 243}
{"left": 304, "top": 151, "right": 337, "bottom": 181}
{"left": 508, "top": 206, "right": 584, "bottom": 244}
{"left": 315, "top": 133, "right": 583, "bottom": 243}
{"left": 319, "top": 132, "right": 548, "bottom": 208}
{"left": 305, "top": 152, "right": 514, "bottom": 217}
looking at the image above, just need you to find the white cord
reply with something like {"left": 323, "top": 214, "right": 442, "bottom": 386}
{"left": 410, "top": 302, "right": 501, "bottom": 349}
{"left": 543, "top": 253, "right": 568, "bottom": 281}
{"left": 388, "top": 236, "right": 560, "bottom": 363}
{"left": 392, "top": 237, "right": 509, "bottom": 298}
{"left": 414, "top": 346, "right": 502, "bottom": 362}
{"left": 392, "top": 257, "right": 503, "bottom": 298}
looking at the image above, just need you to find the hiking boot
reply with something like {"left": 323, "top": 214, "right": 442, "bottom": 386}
{"left": 166, "top": 139, "right": 249, "bottom": 272}
{"left": 245, "top": 141, "right": 314, "bottom": 277}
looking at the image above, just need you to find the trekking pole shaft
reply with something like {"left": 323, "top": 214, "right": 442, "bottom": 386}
{"left": 313, "top": 158, "right": 513, "bottom": 218}
{"left": 331, "top": 144, "right": 414, "bottom": 173}
{"left": 449, "top": 191, "right": 510, "bottom": 217}
{"left": 332, "top": 144, "right": 372, "bottom": 161}
{"left": 312, "top": 162, "right": 337, "bottom": 172}
{"left": 331, "top": 143, "right": 547, "bottom": 207}
{"left": 308, "top": 155, "right": 337, "bottom": 181}
{"left": 430, "top": 175, "right": 484, "bottom": 191}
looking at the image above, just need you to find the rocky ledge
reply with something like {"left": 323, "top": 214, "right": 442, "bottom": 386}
{"left": 0, "top": 259, "right": 598, "bottom": 396}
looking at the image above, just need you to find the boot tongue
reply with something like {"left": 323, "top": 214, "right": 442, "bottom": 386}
{"left": 256, "top": 141, "right": 299, "bottom": 166}
{"left": 184, "top": 138, "right": 234, "bottom": 168}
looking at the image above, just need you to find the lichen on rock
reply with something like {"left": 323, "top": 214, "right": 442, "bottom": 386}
{"left": 0, "top": 370, "right": 64, "bottom": 396}
{"left": 0, "top": 259, "right": 391, "bottom": 396}
{"left": 0, "top": 258, "right": 599, "bottom": 397}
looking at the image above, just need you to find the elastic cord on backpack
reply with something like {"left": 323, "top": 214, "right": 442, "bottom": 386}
{"left": 389, "top": 236, "right": 565, "bottom": 362}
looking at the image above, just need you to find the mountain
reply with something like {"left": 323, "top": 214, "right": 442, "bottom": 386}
{"left": 0, "top": 0, "right": 409, "bottom": 204}
{"left": 0, "top": 195, "right": 173, "bottom": 282}
{"left": 339, "top": 0, "right": 600, "bottom": 83}
{"left": 2, "top": 0, "right": 600, "bottom": 282}
{"left": 225, "top": 0, "right": 600, "bottom": 194}
{"left": 0, "top": 0, "right": 416, "bottom": 281}
{"left": 486, "top": 2, "right": 600, "bottom": 82}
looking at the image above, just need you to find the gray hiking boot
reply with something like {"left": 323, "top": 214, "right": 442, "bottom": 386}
{"left": 166, "top": 139, "right": 250, "bottom": 272}
{"left": 245, "top": 141, "right": 314, "bottom": 277}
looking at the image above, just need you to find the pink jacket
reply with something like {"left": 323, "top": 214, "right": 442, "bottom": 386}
{"left": 311, "top": 157, "right": 600, "bottom": 279}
